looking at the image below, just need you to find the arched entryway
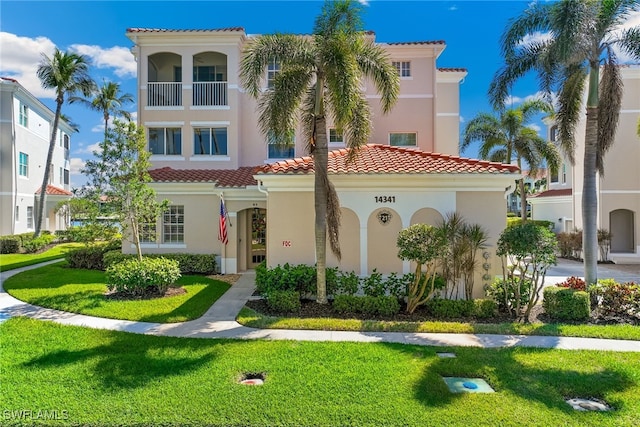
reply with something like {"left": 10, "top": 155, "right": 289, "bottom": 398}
{"left": 367, "top": 207, "right": 402, "bottom": 274}
{"left": 327, "top": 208, "right": 360, "bottom": 274}
{"left": 410, "top": 207, "right": 444, "bottom": 227}
{"left": 610, "top": 209, "right": 635, "bottom": 253}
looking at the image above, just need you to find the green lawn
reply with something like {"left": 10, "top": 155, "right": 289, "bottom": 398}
{"left": 237, "top": 307, "right": 640, "bottom": 341}
{"left": 0, "top": 243, "right": 84, "bottom": 271}
{"left": 3, "top": 263, "right": 230, "bottom": 323}
{"left": 1, "top": 317, "right": 639, "bottom": 426}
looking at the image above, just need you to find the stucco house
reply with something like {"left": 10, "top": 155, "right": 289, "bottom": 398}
{"left": 530, "top": 65, "right": 640, "bottom": 263}
{"left": 0, "top": 77, "right": 73, "bottom": 236}
{"left": 125, "top": 27, "right": 521, "bottom": 296}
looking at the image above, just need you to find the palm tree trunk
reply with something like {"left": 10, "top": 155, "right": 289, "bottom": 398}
{"left": 519, "top": 179, "right": 527, "bottom": 221}
{"left": 315, "top": 115, "right": 329, "bottom": 304}
{"left": 35, "top": 98, "right": 62, "bottom": 237}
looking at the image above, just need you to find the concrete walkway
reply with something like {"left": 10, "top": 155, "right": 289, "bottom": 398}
{"left": 1, "top": 260, "right": 640, "bottom": 352}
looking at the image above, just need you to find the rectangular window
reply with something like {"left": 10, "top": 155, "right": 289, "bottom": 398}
{"left": 26, "top": 206, "right": 33, "bottom": 229}
{"left": 329, "top": 128, "right": 344, "bottom": 145}
{"left": 267, "top": 132, "right": 295, "bottom": 159}
{"left": 149, "top": 128, "right": 182, "bottom": 155}
{"left": 18, "top": 152, "right": 28, "bottom": 177}
{"left": 15, "top": 206, "right": 19, "bottom": 222}
{"left": 550, "top": 169, "right": 559, "bottom": 183}
{"left": 63, "top": 134, "right": 70, "bottom": 160}
{"left": 561, "top": 163, "right": 567, "bottom": 184}
{"left": 193, "top": 128, "right": 228, "bottom": 155}
{"left": 163, "top": 205, "right": 184, "bottom": 243}
{"left": 193, "top": 66, "right": 216, "bottom": 82}
{"left": 140, "top": 221, "right": 157, "bottom": 243}
{"left": 392, "top": 61, "right": 411, "bottom": 77}
{"left": 550, "top": 125, "right": 558, "bottom": 142}
{"left": 267, "top": 58, "right": 280, "bottom": 89}
{"left": 19, "top": 103, "right": 28, "bottom": 127}
{"left": 390, "top": 132, "right": 417, "bottom": 147}
{"left": 64, "top": 169, "right": 70, "bottom": 185}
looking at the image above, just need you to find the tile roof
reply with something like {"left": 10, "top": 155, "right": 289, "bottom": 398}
{"left": 531, "top": 188, "right": 573, "bottom": 198}
{"left": 148, "top": 166, "right": 258, "bottom": 187}
{"left": 386, "top": 40, "right": 446, "bottom": 46}
{"left": 438, "top": 67, "right": 467, "bottom": 72}
{"left": 35, "top": 185, "right": 73, "bottom": 196}
{"left": 258, "top": 144, "right": 520, "bottom": 175}
{"left": 126, "top": 27, "right": 245, "bottom": 33}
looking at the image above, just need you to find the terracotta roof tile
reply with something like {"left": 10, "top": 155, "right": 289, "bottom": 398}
{"left": 126, "top": 27, "right": 245, "bottom": 33}
{"left": 438, "top": 67, "right": 467, "bottom": 72}
{"left": 35, "top": 185, "right": 73, "bottom": 196}
{"left": 258, "top": 144, "right": 520, "bottom": 175}
{"left": 148, "top": 166, "right": 258, "bottom": 187}
{"left": 386, "top": 40, "right": 446, "bottom": 46}
{"left": 531, "top": 188, "right": 573, "bottom": 198}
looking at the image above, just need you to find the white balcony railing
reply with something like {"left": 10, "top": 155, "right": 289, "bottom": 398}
{"left": 193, "top": 82, "right": 228, "bottom": 106}
{"left": 147, "top": 82, "right": 182, "bottom": 107}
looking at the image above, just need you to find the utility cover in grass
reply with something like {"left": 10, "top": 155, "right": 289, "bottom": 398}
{"left": 442, "top": 377, "right": 495, "bottom": 393}
{"left": 436, "top": 352, "right": 456, "bottom": 358}
{"left": 566, "top": 398, "right": 611, "bottom": 411}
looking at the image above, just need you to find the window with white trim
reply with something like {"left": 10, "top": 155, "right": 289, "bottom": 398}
{"left": 390, "top": 132, "right": 417, "bottom": 147}
{"left": 550, "top": 125, "right": 559, "bottom": 142}
{"left": 19, "top": 103, "right": 28, "bottom": 127}
{"left": 149, "top": 128, "right": 182, "bottom": 155}
{"left": 329, "top": 128, "right": 344, "bottom": 145}
{"left": 63, "top": 134, "right": 70, "bottom": 160}
{"left": 267, "top": 58, "right": 280, "bottom": 89}
{"left": 63, "top": 168, "right": 70, "bottom": 185}
{"left": 392, "top": 61, "right": 411, "bottom": 77}
{"left": 163, "top": 205, "right": 184, "bottom": 243}
{"left": 194, "top": 128, "right": 228, "bottom": 155}
{"left": 26, "top": 206, "right": 33, "bottom": 229}
{"left": 550, "top": 168, "right": 559, "bottom": 183}
{"left": 19, "top": 152, "right": 28, "bottom": 177}
{"left": 140, "top": 221, "right": 157, "bottom": 243}
{"left": 267, "top": 132, "right": 295, "bottom": 159}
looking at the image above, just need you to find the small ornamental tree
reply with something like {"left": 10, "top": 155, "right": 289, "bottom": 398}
{"left": 397, "top": 224, "right": 448, "bottom": 313}
{"left": 82, "top": 120, "right": 168, "bottom": 260}
{"left": 496, "top": 221, "right": 557, "bottom": 322}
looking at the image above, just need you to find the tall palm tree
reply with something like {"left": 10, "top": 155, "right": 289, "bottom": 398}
{"left": 70, "top": 80, "right": 133, "bottom": 141}
{"left": 462, "top": 99, "right": 560, "bottom": 220}
{"left": 240, "top": 0, "right": 399, "bottom": 303}
{"left": 35, "top": 48, "right": 95, "bottom": 237}
{"left": 489, "top": 0, "right": 640, "bottom": 285}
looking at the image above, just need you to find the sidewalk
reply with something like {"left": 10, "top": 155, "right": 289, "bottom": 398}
{"left": 1, "top": 261, "right": 640, "bottom": 352}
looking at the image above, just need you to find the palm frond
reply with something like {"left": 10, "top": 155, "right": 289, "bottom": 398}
{"left": 355, "top": 39, "right": 399, "bottom": 114}
{"left": 555, "top": 63, "right": 588, "bottom": 165}
{"left": 597, "top": 59, "right": 623, "bottom": 175}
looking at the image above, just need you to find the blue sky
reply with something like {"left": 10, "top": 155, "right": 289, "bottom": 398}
{"left": 1, "top": 1, "right": 637, "bottom": 188}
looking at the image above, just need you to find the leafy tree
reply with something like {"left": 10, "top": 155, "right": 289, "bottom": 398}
{"left": 496, "top": 222, "right": 557, "bottom": 322}
{"left": 489, "top": 0, "right": 640, "bottom": 284}
{"left": 70, "top": 80, "right": 133, "bottom": 142}
{"left": 462, "top": 99, "right": 560, "bottom": 220}
{"left": 240, "top": 0, "right": 399, "bottom": 303}
{"left": 82, "top": 120, "right": 168, "bottom": 260}
{"left": 54, "top": 196, "right": 119, "bottom": 245}
{"left": 397, "top": 224, "right": 448, "bottom": 313}
{"left": 35, "top": 48, "right": 95, "bottom": 237}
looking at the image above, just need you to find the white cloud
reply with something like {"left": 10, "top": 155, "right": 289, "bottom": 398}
{"left": 70, "top": 44, "right": 136, "bottom": 78}
{"left": 357, "top": 0, "right": 369, "bottom": 6}
{"left": 527, "top": 123, "right": 542, "bottom": 132}
{"left": 69, "top": 157, "right": 86, "bottom": 175}
{"left": 76, "top": 142, "right": 103, "bottom": 155}
{"left": 448, "top": 5, "right": 458, "bottom": 11}
{"left": 612, "top": 9, "right": 640, "bottom": 63}
{"left": 518, "top": 31, "right": 552, "bottom": 48}
{"left": 459, "top": 115, "right": 465, "bottom": 123}
{"left": 504, "top": 94, "right": 523, "bottom": 106}
{"left": 0, "top": 32, "right": 56, "bottom": 97}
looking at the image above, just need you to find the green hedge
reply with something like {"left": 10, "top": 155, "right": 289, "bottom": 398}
{"left": 474, "top": 299, "right": 498, "bottom": 319}
{"left": 425, "top": 298, "right": 475, "bottom": 318}
{"left": 106, "top": 257, "right": 181, "bottom": 296}
{"left": 543, "top": 287, "right": 590, "bottom": 321}
{"left": 507, "top": 218, "right": 554, "bottom": 230}
{"left": 0, "top": 237, "right": 21, "bottom": 254}
{"left": 265, "top": 290, "right": 301, "bottom": 313}
{"left": 332, "top": 295, "right": 400, "bottom": 317}
{"left": 103, "top": 251, "right": 216, "bottom": 274}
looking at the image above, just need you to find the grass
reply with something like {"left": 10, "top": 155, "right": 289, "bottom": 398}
{"left": 237, "top": 307, "right": 640, "bottom": 341}
{"left": 1, "top": 317, "right": 639, "bottom": 426}
{"left": 2, "top": 262, "right": 230, "bottom": 323}
{"left": 0, "top": 243, "right": 84, "bottom": 271}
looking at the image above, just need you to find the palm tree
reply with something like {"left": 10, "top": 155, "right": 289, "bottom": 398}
{"left": 35, "top": 48, "right": 95, "bottom": 237}
{"left": 489, "top": 0, "right": 640, "bottom": 285}
{"left": 240, "top": 0, "right": 399, "bottom": 303}
{"left": 70, "top": 80, "right": 133, "bottom": 141}
{"left": 462, "top": 99, "right": 560, "bottom": 220}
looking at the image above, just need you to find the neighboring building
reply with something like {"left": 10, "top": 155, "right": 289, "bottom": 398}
{"left": 531, "top": 65, "right": 640, "bottom": 263}
{"left": 0, "top": 77, "right": 73, "bottom": 236}
{"left": 506, "top": 168, "right": 547, "bottom": 214}
{"left": 126, "top": 28, "right": 520, "bottom": 294}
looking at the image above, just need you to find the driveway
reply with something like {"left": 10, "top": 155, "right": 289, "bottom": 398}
{"left": 544, "top": 258, "right": 639, "bottom": 285}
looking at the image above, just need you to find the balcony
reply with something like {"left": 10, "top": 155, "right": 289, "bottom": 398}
{"left": 148, "top": 82, "right": 183, "bottom": 107}
{"left": 193, "top": 81, "right": 228, "bottom": 106}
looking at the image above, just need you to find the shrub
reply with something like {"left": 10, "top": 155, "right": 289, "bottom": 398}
{"left": 425, "top": 298, "right": 475, "bottom": 319}
{"left": 474, "top": 299, "right": 498, "bottom": 319}
{"left": 66, "top": 243, "right": 118, "bottom": 270}
{"left": 598, "top": 229, "right": 612, "bottom": 262}
{"left": 556, "top": 276, "right": 587, "bottom": 291}
{"left": 265, "top": 290, "right": 301, "bottom": 313}
{"left": 0, "top": 237, "right": 20, "bottom": 254}
{"left": 103, "top": 252, "right": 216, "bottom": 274}
{"left": 334, "top": 271, "right": 360, "bottom": 296}
{"left": 332, "top": 295, "right": 400, "bottom": 316}
{"left": 385, "top": 272, "right": 412, "bottom": 300}
{"left": 255, "top": 263, "right": 316, "bottom": 296}
{"left": 22, "top": 234, "right": 55, "bottom": 253}
{"left": 590, "top": 279, "right": 640, "bottom": 321}
{"left": 106, "top": 257, "right": 181, "bottom": 296}
{"left": 362, "top": 269, "right": 385, "bottom": 297}
{"left": 543, "top": 287, "right": 590, "bottom": 321}
{"left": 486, "top": 278, "right": 532, "bottom": 314}
{"left": 507, "top": 218, "right": 554, "bottom": 230}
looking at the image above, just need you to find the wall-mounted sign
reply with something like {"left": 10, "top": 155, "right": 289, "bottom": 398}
{"left": 282, "top": 241, "right": 291, "bottom": 247}
{"left": 377, "top": 210, "right": 393, "bottom": 225}
{"left": 375, "top": 196, "right": 396, "bottom": 203}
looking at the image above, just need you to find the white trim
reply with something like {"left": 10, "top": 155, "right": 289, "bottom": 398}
{"left": 190, "top": 121, "right": 231, "bottom": 126}
{"left": 190, "top": 106, "right": 231, "bottom": 111}
{"left": 144, "top": 106, "right": 184, "bottom": 111}
{"left": 0, "top": 192, "right": 34, "bottom": 197}
{"left": 620, "top": 109, "right": 640, "bottom": 114}
{"left": 436, "top": 113, "right": 459, "bottom": 117}
{"left": 144, "top": 121, "right": 185, "bottom": 126}
{"left": 228, "top": 84, "right": 238, "bottom": 89}
{"left": 136, "top": 243, "right": 187, "bottom": 249}
{"left": 600, "top": 190, "right": 640, "bottom": 194}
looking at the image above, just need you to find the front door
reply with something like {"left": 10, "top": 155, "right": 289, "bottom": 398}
{"left": 250, "top": 208, "right": 266, "bottom": 267}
